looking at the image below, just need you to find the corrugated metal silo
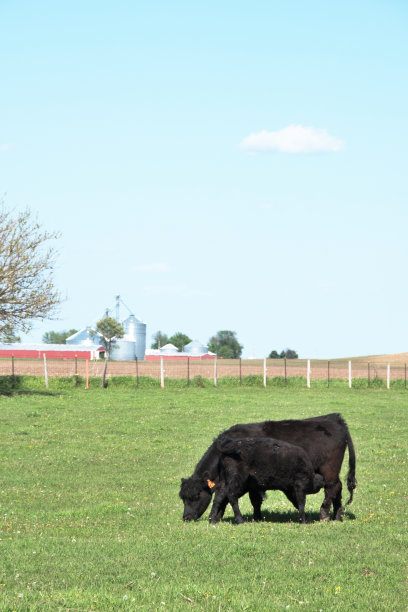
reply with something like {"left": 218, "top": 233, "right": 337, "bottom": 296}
{"left": 110, "top": 314, "right": 146, "bottom": 361}
{"left": 184, "top": 340, "right": 208, "bottom": 355}
{"left": 127, "top": 314, "right": 146, "bottom": 360}
{"left": 110, "top": 340, "right": 136, "bottom": 361}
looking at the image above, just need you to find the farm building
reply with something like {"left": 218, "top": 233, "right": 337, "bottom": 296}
{"left": 0, "top": 343, "right": 105, "bottom": 360}
{"left": 145, "top": 340, "right": 215, "bottom": 360}
{"left": 66, "top": 313, "right": 147, "bottom": 361}
{"left": 63, "top": 296, "right": 147, "bottom": 361}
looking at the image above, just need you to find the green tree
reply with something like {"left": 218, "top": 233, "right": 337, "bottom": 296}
{"left": 268, "top": 348, "right": 298, "bottom": 359}
{"left": 217, "top": 344, "right": 235, "bottom": 359}
{"left": 0, "top": 329, "right": 21, "bottom": 343}
{"left": 208, "top": 330, "right": 243, "bottom": 359}
{"left": 151, "top": 330, "right": 169, "bottom": 349}
{"left": 92, "top": 317, "right": 124, "bottom": 358}
{"left": 0, "top": 205, "right": 60, "bottom": 335}
{"left": 168, "top": 332, "right": 192, "bottom": 352}
{"left": 42, "top": 329, "right": 78, "bottom": 344}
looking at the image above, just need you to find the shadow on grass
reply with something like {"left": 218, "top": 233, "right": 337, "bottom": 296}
{"left": 0, "top": 376, "right": 59, "bottom": 397}
{"left": 215, "top": 508, "right": 356, "bottom": 524}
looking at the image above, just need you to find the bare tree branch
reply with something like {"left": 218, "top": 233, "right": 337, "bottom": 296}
{"left": 0, "top": 205, "right": 61, "bottom": 335}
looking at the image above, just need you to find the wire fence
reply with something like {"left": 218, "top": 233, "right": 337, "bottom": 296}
{"left": 1, "top": 356, "right": 407, "bottom": 389}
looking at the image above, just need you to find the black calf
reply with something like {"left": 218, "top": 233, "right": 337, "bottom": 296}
{"left": 209, "top": 436, "right": 324, "bottom": 524}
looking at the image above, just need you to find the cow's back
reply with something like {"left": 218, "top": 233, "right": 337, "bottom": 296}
{"left": 223, "top": 413, "right": 348, "bottom": 472}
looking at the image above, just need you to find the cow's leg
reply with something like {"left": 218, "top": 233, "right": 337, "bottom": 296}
{"left": 331, "top": 480, "right": 343, "bottom": 521}
{"left": 319, "top": 486, "right": 332, "bottom": 521}
{"left": 320, "top": 453, "right": 346, "bottom": 521}
{"left": 320, "top": 479, "right": 343, "bottom": 521}
{"left": 248, "top": 488, "right": 263, "bottom": 521}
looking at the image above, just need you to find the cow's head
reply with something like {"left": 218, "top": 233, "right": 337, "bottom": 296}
{"left": 179, "top": 475, "right": 213, "bottom": 521}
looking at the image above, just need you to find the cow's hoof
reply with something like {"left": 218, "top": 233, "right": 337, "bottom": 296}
{"left": 320, "top": 511, "right": 330, "bottom": 521}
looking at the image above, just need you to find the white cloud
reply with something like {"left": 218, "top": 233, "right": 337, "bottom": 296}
{"left": 239, "top": 125, "right": 344, "bottom": 154}
{"left": 0, "top": 144, "right": 11, "bottom": 152}
{"left": 134, "top": 262, "right": 170, "bottom": 272}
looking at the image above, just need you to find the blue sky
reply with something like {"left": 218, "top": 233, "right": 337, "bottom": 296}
{"left": 1, "top": 1, "right": 407, "bottom": 358}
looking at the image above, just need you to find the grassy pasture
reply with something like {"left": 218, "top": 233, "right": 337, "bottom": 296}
{"left": 0, "top": 383, "right": 406, "bottom": 611}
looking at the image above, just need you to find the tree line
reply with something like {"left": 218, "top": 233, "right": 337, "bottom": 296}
{"left": 151, "top": 329, "right": 244, "bottom": 359}
{"left": 268, "top": 349, "right": 298, "bottom": 359}
{"left": 152, "top": 331, "right": 298, "bottom": 360}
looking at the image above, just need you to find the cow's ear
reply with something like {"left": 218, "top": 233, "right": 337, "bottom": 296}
{"left": 202, "top": 471, "right": 210, "bottom": 480}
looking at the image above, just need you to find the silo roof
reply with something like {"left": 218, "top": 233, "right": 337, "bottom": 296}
{"left": 160, "top": 343, "right": 180, "bottom": 354}
{"left": 184, "top": 340, "right": 208, "bottom": 354}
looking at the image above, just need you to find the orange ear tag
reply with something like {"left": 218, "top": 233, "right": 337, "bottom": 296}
{"left": 207, "top": 479, "right": 216, "bottom": 489}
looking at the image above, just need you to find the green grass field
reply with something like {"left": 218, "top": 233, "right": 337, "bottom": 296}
{"left": 0, "top": 382, "right": 406, "bottom": 610}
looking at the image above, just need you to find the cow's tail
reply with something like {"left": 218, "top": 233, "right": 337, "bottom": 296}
{"left": 345, "top": 427, "right": 357, "bottom": 505}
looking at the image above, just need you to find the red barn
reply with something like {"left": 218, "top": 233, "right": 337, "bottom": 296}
{"left": 0, "top": 343, "right": 105, "bottom": 360}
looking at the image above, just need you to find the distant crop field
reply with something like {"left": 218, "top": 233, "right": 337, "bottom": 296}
{"left": 0, "top": 385, "right": 406, "bottom": 610}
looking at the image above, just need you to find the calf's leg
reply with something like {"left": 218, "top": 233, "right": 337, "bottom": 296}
{"left": 228, "top": 494, "right": 244, "bottom": 524}
{"left": 283, "top": 487, "right": 299, "bottom": 510}
{"left": 209, "top": 492, "right": 228, "bottom": 524}
{"left": 294, "top": 487, "right": 307, "bottom": 524}
{"left": 248, "top": 488, "right": 264, "bottom": 521}
{"left": 225, "top": 473, "right": 246, "bottom": 524}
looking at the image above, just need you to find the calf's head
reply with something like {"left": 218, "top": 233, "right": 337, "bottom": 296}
{"left": 179, "top": 476, "right": 213, "bottom": 521}
{"left": 313, "top": 473, "right": 325, "bottom": 493}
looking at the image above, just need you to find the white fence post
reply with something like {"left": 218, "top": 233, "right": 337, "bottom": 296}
{"left": 387, "top": 363, "right": 390, "bottom": 389}
{"left": 160, "top": 357, "right": 164, "bottom": 388}
{"left": 43, "top": 354, "right": 49, "bottom": 389}
{"left": 264, "top": 358, "right": 267, "bottom": 387}
{"left": 214, "top": 356, "right": 217, "bottom": 387}
{"left": 348, "top": 360, "right": 352, "bottom": 388}
{"left": 307, "top": 360, "right": 310, "bottom": 388}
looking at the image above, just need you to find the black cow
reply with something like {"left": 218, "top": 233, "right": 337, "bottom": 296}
{"left": 210, "top": 436, "right": 325, "bottom": 524}
{"left": 179, "top": 413, "right": 356, "bottom": 522}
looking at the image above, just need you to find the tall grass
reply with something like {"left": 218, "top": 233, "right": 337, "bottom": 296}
{"left": 0, "top": 385, "right": 406, "bottom": 610}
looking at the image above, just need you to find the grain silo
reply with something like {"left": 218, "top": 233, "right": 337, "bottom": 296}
{"left": 109, "top": 297, "right": 147, "bottom": 361}
{"left": 66, "top": 296, "right": 147, "bottom": 360}
{"left": 184, "top": 340, "right": 208, "bottom": 356}
{"left": 110, "top": 314, "right": 146, "bottom": 361}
